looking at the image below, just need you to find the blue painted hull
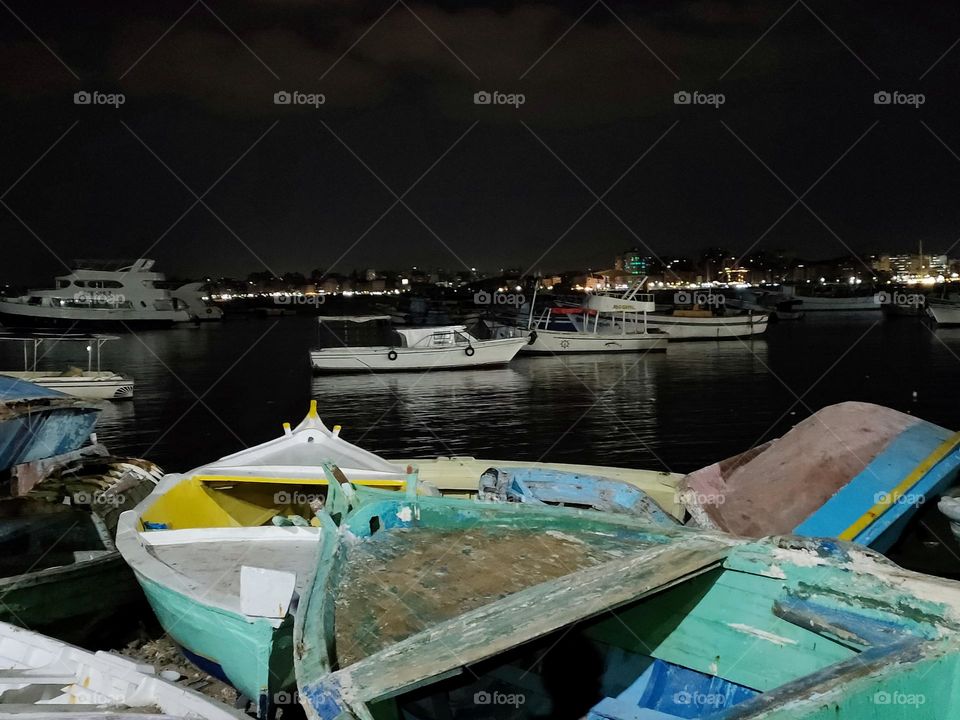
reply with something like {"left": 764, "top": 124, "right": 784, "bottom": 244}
{"left": 0, "top": 408, "right": 99, "bottom": 471}
{"left": 793, "top": 421, "right": 960, "bottom": 551}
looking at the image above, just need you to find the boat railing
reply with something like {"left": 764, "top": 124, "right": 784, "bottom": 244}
{"left": 0, "top": 334, "right": 120, "bottom": 372}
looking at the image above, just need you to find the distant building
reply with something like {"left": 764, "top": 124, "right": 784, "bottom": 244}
{"left": 615, "top": 249, "right": 649, "bottom": 276}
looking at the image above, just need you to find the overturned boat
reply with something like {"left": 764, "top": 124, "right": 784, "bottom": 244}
{"left": 679, "top": 401, "right": 960, "bottom": 551}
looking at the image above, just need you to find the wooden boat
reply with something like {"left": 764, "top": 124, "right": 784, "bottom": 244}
{"left": 0, "top": 447, "right": 161, "bottom": 643}
{"left": 294, "top": 490, "right": 960, "bottom": 720}
{"left": 116, "top": 403, "right": 686, "bottom": 715}
{"left": 0, "top": 621, "right": 242, "bottom": 720}
{"left": 680, "top": 401, "right": 960, "bottom": 551}
{"left": 0, "top": 377, "right": 100, "bottom": 472}
{"left": 643, "top": 306, "right": 769, "bottom": 339}
{"left": 478, "top": 466, "right": 679, "bottom": 523}
{"left": 309, "top": 317, "right": 529, "bottom": 373}
{"left": 1, "top": 334, "right": 134, "bottom": 400}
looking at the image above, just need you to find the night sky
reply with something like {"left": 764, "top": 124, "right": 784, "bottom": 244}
{"left": 3, "top": 1, "right": 960, "bottom": 284}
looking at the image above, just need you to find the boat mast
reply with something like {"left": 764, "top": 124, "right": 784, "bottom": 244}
{"left": 526, "top": 281, "right": 539, "bottom": 330}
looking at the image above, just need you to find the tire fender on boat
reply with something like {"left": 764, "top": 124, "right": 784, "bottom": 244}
{"left": 387, "top": 350, "right": 398, "bottom": 361}
{"left": 528, "top": 331, "right": 538, "bottom": 345}
{"left": 465, "top": 346, "right": 476, "bottom": 357}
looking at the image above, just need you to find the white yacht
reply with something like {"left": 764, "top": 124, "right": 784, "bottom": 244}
{"left": 0, "top": 259, "right": 191, "bottom": 329}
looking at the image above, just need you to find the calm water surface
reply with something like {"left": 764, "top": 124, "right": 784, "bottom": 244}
{"left": 6, "top": 313, "right": 960, "bottom": 477}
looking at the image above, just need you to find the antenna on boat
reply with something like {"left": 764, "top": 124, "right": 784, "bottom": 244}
{"left": 527, "top": 280, "right": 539, "bottom": 330}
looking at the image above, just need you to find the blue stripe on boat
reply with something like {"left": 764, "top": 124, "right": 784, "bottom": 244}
{"left": 793, "top": 421, "right": 960, "bottom": 551}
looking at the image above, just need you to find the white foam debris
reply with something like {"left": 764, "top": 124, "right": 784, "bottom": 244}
{"left": 396, "top": 507, "right": 413, "bottom": 522}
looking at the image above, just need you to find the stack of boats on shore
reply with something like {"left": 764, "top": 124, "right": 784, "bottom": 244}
{"left": 108, "top": 397, "right": 960, "bottom": 719}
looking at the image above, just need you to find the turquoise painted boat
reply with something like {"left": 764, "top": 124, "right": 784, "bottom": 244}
{"left": 294, "top": 489, "right": 960, "bottom": 719}
{"left": 0, "top": 376, "right": 99, "bottom": 471}
{"left": 680, "top": 401, "right": 960, "bottom": 551}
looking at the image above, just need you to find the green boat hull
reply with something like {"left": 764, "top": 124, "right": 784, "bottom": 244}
{"left": 136, "top": 572, "right": 295, "bottom": 713}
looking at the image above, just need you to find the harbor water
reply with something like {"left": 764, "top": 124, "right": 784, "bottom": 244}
{"left": 5, "top": 312, "right": 960, "bottom": 575}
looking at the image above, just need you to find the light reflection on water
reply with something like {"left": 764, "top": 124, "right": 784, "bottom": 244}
{"left": 2, "top": 314, "right": 959, "bottom": 479}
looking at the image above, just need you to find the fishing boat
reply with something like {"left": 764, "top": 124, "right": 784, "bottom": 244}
{"left": 478, "top": 466, "right": 678, "bottom": 523}
{"left": 0, "top": 621, "right": 242, "bottom": 720}
{"left": 0, "top": 334, "right": 134, "bottom": 400}
{"left": 522, "top": 287, "right": 667, "bottom": 354}
{"left": 0, "top": 446, "right": 161, "bottom": 643}
{"left": 0, "top": 377, "right": 100, "bottom": 472}
{"left": 680, "top": 401, "right": 960, "bottom": 552}
{"left": 309, "top": 316, "right": 529, "bottom": 372}
{"left": 295, "top": 488, "right": 960, "bottom": 720}
{"left": 781, "top": 284, "right": 881, "bottom": 311}
{"left": 115, "top": 402, "right": 686, "bottom": 714}
{"left": 0, "top": 259, "right": 191, "bottom": 329}
{"left": 643, "top": 305, "right": 768, "bottom": 339}
{"left": 728, "top": 289, "right": 804, "bottom": 320}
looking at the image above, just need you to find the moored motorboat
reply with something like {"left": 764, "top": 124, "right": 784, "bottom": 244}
{"left": 643, "top": 306, "right": 768, "bottom": 339}
{"left": 309, "top": 317, "right": 529, "bottom": 372}
{"left": 522, "top": 287, "right": 667, "bottom": 354}
{"left": 0, "top": 334, "right": 134, "bottom": 400}
{"left": 0, "top": 259, "right": 191, "bottom": 329}
{"left": 927, "top": 298, "right": 960, "bottom": 325}
{"left": 0, "top": 621, "right": 242, "bottom": 720}
{"left": 170, "top": 282, "right": 224, "bottom": 322}
{"left": 679, "top": 401, "right": 960, "bottom": 551}
{"left": 295, "top": 489, "right": 960, "bottom": 720}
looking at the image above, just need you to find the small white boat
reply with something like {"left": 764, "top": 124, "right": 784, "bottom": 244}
{"left": 641, "top": 305, "right": 768, "bottom": 339}
{"left": 0, "top": 621, "right": 242, "bottom": 720}
{"left": 781, "top": 285, "right": 881, "bottom": 311}
{"left": 170, "top": 283, "right": 224, "bottom": 322}
{"left": 0, "top": 334, "right": 133, "bottom": 400}
{"left": 522, "top": 286, "right": 667, "bottom": 354}
{"left": 309, "top": 316, "right": 529, "bottom": 373}
{"left": 927, "top": 299, "right": 960, "bottom": 325}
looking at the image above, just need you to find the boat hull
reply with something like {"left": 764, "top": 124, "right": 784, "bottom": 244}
{"left": 0, "top": 302, "right": 187, "bottom": 329}
{"left": 640, "top": 313, "right": 768, "bottom": 340}
{"left": 791, "top": 295, "right": 881, "bottom": 311}
{"left": 0, "top": 552, "right": 144, "bottom": 645}
{"left": 521, "top": 329, "right": 667, "bottom": 354}
{"left": 927, "top": 303, "right": 960, "bottom": 325}
{"left": 0, "top": 407, "right": 99, "bottom": 471}
{"left": 310, "top": 337, "right": 528, "bottom": 373}
{"left": 1, "top": 372, "right": 134, "bottom": 400}
{"left": 135, "top": 572, "right": 291, "bottom": 714}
